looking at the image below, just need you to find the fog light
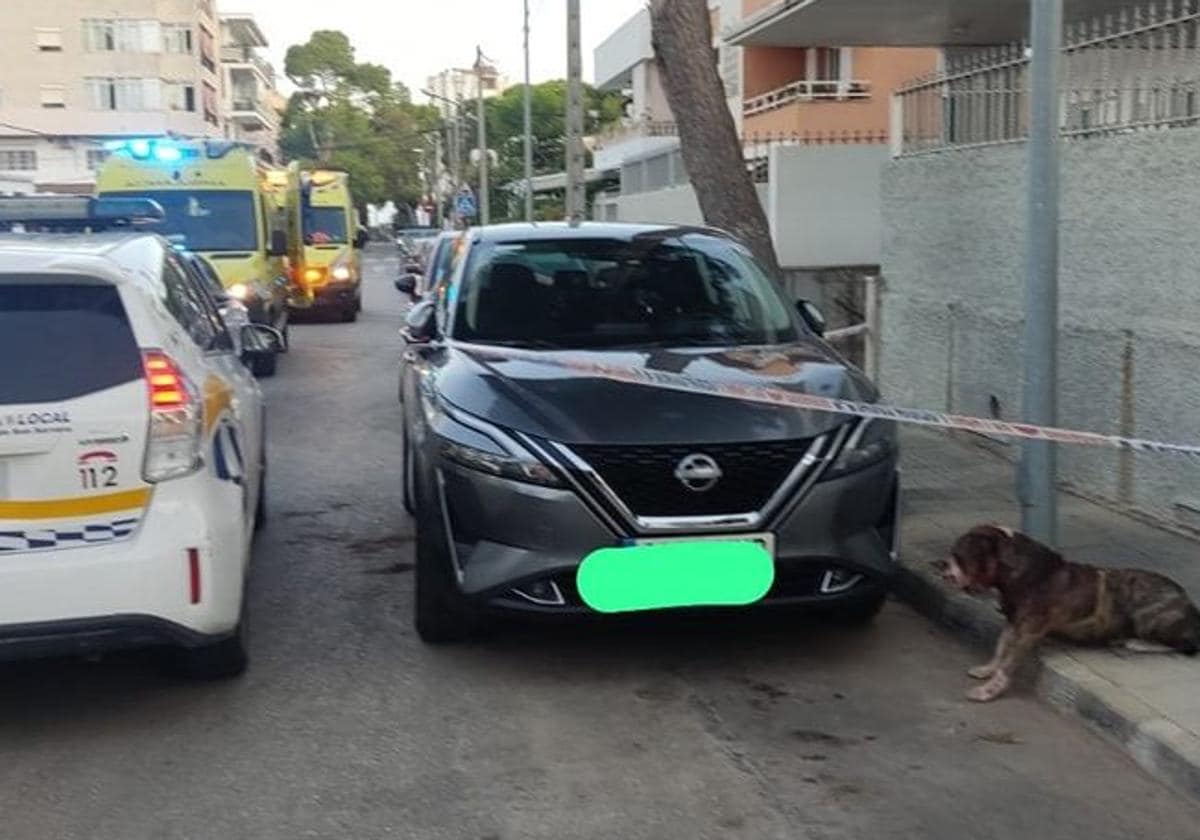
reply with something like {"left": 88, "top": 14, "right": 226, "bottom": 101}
{"left": 819, "top": 569, "right": 863, "bottom": 595}
{"left": 511, "top": 579, "right": 566, "bottom": 606}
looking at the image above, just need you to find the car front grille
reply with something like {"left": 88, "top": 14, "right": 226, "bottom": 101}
{"left": 568, "top": 439, "right": 814, "bottom": 519}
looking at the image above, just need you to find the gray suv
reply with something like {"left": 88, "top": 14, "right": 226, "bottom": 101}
{"left": 399, "top": 223, "right": 899, "bottom": 642}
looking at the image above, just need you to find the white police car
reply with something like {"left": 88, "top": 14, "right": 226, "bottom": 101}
{"left": 0, "top": 197, "right": 281, "bottom": 677}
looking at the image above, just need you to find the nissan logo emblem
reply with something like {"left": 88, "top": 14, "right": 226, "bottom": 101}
{"left": 674, "top": 453, "right": 723, "bottom": 493}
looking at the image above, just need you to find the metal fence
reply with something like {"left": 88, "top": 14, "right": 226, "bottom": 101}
{"left": 895, "top": 0, "right": 1200, "bottom": 155}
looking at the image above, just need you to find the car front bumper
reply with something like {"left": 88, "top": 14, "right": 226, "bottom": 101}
{"left": 435, "top": 454, "right": 900, "bottom": 615}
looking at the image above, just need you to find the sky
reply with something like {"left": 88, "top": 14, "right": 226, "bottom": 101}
{"left": 248, "top": 0, "right": 647, "bottom": 97}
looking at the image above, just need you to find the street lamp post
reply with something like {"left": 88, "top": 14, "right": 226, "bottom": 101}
{"left": 523, "top": 0, "right": 534, "bottom": 222}
{"left": 1019, "top": 0, "right": 1063, "bottom": 543}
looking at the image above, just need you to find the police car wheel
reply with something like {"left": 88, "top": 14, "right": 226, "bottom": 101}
{"left": 341, "top": 305, "right": 358, "bottom": 323}
{"left": 413, "top": 469, "right": 476, "bottom": 644}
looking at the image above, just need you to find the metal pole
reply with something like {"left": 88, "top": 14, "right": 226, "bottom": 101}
{"left": 523, "top": 0, "right": 534, "bottom": 222}
{"left": 565, "top": 0, "right": 585, "bottom": 223}
{"left": 476, "top": 46, "right": 490, "bottom": 226}
{"left": 434, "top": 129, "right": 444, "bottom": 228}
{"left": 1019, "top": 0, "right": 1062, "bottom": 543}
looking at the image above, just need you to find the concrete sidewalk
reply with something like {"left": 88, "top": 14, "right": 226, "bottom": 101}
{"left": 896, "top": 428, "right": 1200, "bottom": 801}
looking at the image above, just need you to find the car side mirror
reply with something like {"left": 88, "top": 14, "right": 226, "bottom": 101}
{"left": 268, "top": 229, "right": 288, "bottom": 257}
{"left": 240, "top": 323, "right": 285, "bottom": 367}
{"left": 797, "top": 300, "right": 827, "bottom": 337}
{"left": 401, "top": 299, "right": 438, "bottom": 344}
{"left": 395, "top": 273, "right": 418, "bottom": 296}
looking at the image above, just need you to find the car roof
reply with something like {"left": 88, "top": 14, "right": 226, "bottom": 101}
{"left": 0, "top": 231, "right": 165, "bottom": 284}
{"left": 472, "top": 221, "right": 732, "bottom": 244}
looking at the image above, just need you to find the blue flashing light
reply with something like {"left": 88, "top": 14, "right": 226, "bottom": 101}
{"left": 153, "top": 143, "right": 183, "bottom": 163}
{"left": 129, "top": 139, "right": 152, "bottom": 159}
{"left": 103, "top": 140, "right": 127, "bottom": 152}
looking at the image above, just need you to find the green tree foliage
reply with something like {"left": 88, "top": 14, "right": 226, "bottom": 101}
{"left": 280, "top": 31, "right": 438, "bottom": 211}
{"left": 479, "top": 80, "right": 624, "bottom": 221}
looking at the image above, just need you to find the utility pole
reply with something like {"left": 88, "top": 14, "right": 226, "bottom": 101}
{"left": 565, "top": 0, "right": 585, "bottom": 223}
{"left": 1019, "top": 0, "right": 1062, "bottom": 543}
{"left": 433, "top": 129, "right": 444, "bottom": 228}
{"left": 523, "top": 0, "right": 534, "bottom": 221}
{"left": 476, "top": 46, "right": 490, "bottom": 226}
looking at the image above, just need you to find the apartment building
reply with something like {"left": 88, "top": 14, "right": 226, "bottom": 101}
{"left": 425, "top": 63, "right": 509, "bottom": 119}
{"left": 0, "top": 0, "right": 223, "bottom": 193}
{"left": 220, "top": 13, "right": 282, "bottom": 163}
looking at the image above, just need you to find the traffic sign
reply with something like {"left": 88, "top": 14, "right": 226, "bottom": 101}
{"left": 455, "top": 190, "right": 477, "bottom": 219}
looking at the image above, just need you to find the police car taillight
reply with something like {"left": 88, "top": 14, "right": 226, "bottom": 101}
{"left": 141, "top": 350, "right": 202, "bottom": 482}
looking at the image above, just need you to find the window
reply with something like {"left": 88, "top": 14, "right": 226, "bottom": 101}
{"left": 199, "top": 27, "right": 215, "bottom": 72}
{"left": 35, "top": 27, "right": 63, "bottom": 51}
{"left": 40, "top": 85, "right": 66, "bottom": 108}
{"left": 86, "top": 149, "right": 110, "bottom": 171}
{"left": 0, "top": 284, "right": 142, "bottom": 404}
{"left": 82, "top": 19, "right": 160, "bottom": 52}
{"left": 85, "top": 78, "right": 162, "bottom": 111}
{"left": 99, "top": 189, "right": 258, "bottom": 252}
{"left": 451, "top": 233, "right": 799, "bottom": 349}
{"left": 303, "top": 207, "right": 349, "bottom": 245}
{"left": 202, "top": 82, "right": 219, "bottom": 125}
{"left": 0, "top": 150, "right": 37, "bottom": 171}
{"left": 815, "top": 47, "right": 842, "bottom": 81}
{"left": 162, "top": 252, "right": 221, "bottom": 351}
{"left": 165, "top": 82, "right": 196, "bottom": 112}
{"left": 162, "top": 24, "right": 193, "bottom": 54}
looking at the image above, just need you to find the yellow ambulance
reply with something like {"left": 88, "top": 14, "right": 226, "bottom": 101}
{"left": 95, "top": 138, "right": 294, "bottom": 344}
{"left": 296, "top": 169, "right": 367, "bottom": 322}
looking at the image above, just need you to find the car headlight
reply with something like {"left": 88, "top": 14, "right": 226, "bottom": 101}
{"left": 331, "top": 265, "right": 353, "bottom": 282}
{"left": 440, "top": 438, "right": 563, "bottom": 488}
{"left": 825, "top": 420, "right": 896, "bottom": 480}
{"left": 227, "top": 283, "right": 251, "bottom": 301}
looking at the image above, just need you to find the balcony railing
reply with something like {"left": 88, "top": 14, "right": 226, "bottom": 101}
{"left": 743, "top": 79, "right": 871, "bottom": 117}
{"left": 221, "top": 47, "right": 275, "bottom": 83}
{"left": 594, "top": 117, "right": 679, "bottom": 149}
{"left": 893, "top": 0, "right": 1200, "bottom": 156}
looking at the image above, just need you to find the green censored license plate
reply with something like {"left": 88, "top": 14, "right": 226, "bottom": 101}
{"left": 577, "top": 536, "right": 776, "bottom": 614}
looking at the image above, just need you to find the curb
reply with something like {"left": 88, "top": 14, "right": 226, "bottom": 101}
{"left": 893, "top": 556, "right": 1200, "bottom": 804}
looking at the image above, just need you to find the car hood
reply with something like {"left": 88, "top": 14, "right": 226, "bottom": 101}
{"left": 434, "top": 341, "right": 876, "bottom": 445}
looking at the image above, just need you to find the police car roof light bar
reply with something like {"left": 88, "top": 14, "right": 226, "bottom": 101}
{"left": 0, "top": 196, "right": 166, "bottom": 228}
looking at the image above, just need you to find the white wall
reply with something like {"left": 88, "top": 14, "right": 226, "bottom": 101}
{"left": 594, "top": 8, "right": 653, "bottom": 90}
{"left": 611, "top": 144, "right": 887, "bottom": 270}
{"left": 768, "top": 144, "right": 887, "bottom": 268}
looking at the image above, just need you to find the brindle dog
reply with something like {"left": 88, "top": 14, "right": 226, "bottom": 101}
{"left": 945, "top": 524, "right": 1200, "bottom": 702}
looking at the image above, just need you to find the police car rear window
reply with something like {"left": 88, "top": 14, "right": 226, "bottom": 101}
{"left": 0, "top": 282, "right": 143, "bottom": 404}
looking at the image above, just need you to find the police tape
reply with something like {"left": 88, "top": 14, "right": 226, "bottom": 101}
{"left": 464, "top": 345, "right": 1200, "bottom": 458}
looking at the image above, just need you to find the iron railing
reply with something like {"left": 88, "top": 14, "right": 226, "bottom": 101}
{"left": 744, "top": 79, "right": 871, "bottom": 117}
{"left": 894, "top": 0, "right": 1200, "bottom": 155}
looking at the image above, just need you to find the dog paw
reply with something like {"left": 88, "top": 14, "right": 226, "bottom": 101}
{"left": 966, "top": 674, "right": 1010, "bottom": 703}
{"left": 968, "top": 665, "right": 996, "bottom": 680}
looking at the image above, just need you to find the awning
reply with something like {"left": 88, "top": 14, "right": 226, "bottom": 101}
{"left": 726, "top": 0, "right": 1136, "bottom": 47}
{"left": 220, "top": 14, "right": 269, "bottom": 48}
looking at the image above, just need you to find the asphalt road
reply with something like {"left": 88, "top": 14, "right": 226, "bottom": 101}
{"left": 1, "top": 248, "right": 1197, "bottom": 840}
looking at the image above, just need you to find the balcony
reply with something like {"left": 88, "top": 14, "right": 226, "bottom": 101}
{"left": 221, "top": 47, "right": 274, "bottom": 85}
{"left": 744, "top": 78, "right": 870, "bottom": 116}
{"left": 726, "top": 0, "right": 1136, "bottom": 47}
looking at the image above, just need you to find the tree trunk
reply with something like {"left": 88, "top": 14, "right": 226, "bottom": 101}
{"left": 649, "top": 0, "right": 781, "bottom": 276}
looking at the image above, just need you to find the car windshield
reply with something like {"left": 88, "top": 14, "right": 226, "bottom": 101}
{"left": 100, "top": 190, "right": 257, "bottom": 252}
{"left": 304, "top": 207, "right": 348, "bottom": 245}
{"left": 450, "top": 233, "right": 800, "bottom": 350}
